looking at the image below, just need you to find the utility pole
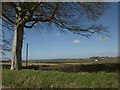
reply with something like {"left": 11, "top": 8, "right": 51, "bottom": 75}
{"left": 26, "top": 43, "right": 28, "bottom": 68}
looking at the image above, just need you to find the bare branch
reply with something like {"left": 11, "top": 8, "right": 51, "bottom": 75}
{"left": 25, "top": 3, "right": 59, "bottom": 23}
{"left": 9, "top": 2, "right": 18, "bottom": 12}
{"left": 53, "top": 17, "right": 108, "bottom": 37}
{"left": 2, "top": 12, "right": 16, "bottom": 24}
{"left": 24, "top": 21, "right": 38, "bottom": 28}
{"left": 31, "top": 2, "right": 42, "bottom": 11}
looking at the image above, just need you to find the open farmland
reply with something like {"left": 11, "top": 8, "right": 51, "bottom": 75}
{"left": 2, "top": 57, "right": 118, "bottom": 66}
{"left": 2, "top": 57, "right": 119, "bottom": 88}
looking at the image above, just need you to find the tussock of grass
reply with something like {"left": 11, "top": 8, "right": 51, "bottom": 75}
{"left": 2, "top": 70, "right": 118, "bottom": 88}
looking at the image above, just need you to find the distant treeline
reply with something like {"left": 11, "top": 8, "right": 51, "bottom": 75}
{"left": 1, "top": 56, "right": 119, "bottom": 63}
{"left": 89, "top": 56, "right": 119, "bottom": 59}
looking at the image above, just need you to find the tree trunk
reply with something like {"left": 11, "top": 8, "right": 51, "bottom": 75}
{"left": 10, "top": 24, "right": 24, "bottom": 70}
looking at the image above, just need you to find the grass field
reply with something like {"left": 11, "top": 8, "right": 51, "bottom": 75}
{"left": 2, "top": 70, "right": 119, "bottom": 88}
{"left": 2, "top": 58, "right": 119, "bottom": 88}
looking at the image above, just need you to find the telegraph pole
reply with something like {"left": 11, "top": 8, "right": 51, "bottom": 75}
{"left": 26, "top": 43, "right": 28, "bottom": 68}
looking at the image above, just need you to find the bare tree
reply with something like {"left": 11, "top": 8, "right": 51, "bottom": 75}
{"left": 2, "top": 2, "right": 108, "bottom": 70}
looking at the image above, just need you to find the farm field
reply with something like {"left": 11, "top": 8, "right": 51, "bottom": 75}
{"left": 2, "top": 58, "right": 118, "bottom": 66}
{"left": 1, "top": 58, "right": 119, "bottom": 88}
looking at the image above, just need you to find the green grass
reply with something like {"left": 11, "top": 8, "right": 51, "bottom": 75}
{"left": 2, "top": 58, "right": 119, "bottom": 88}
{"left": 2, "top": 69, "right": 118, "bottom": 88}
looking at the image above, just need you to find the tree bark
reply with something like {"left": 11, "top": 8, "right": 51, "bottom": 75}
{"left": 10, "top": 24, "right": 24, "bottom": 70}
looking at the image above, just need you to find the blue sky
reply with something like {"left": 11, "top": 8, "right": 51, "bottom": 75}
{"left": 3, "top": 2, "right": 118, "bottom": 60}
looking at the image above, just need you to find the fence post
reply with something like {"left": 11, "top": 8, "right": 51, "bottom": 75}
{"left": 26, "top": 43, "right": 28, "bottom": 68}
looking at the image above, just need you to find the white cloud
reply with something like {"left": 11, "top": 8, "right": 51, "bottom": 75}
{"left": 73, "top": 39, "right": 80, "bottom": 45}
{"left": 97, "top": 36, "right": 109, "bottom": 42}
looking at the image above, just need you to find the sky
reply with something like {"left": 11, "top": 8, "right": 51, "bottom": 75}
{"left": 2, "top": 2, "right": 118, "bottom": 60}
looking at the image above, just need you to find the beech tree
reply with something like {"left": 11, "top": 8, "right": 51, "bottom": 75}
{"left": 2, "top": 2, "right": 108, "bottom": 70}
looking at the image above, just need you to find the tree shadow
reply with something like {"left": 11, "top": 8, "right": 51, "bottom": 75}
{"left": 2, "top": 63, "right": 120, "bottom": 73}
